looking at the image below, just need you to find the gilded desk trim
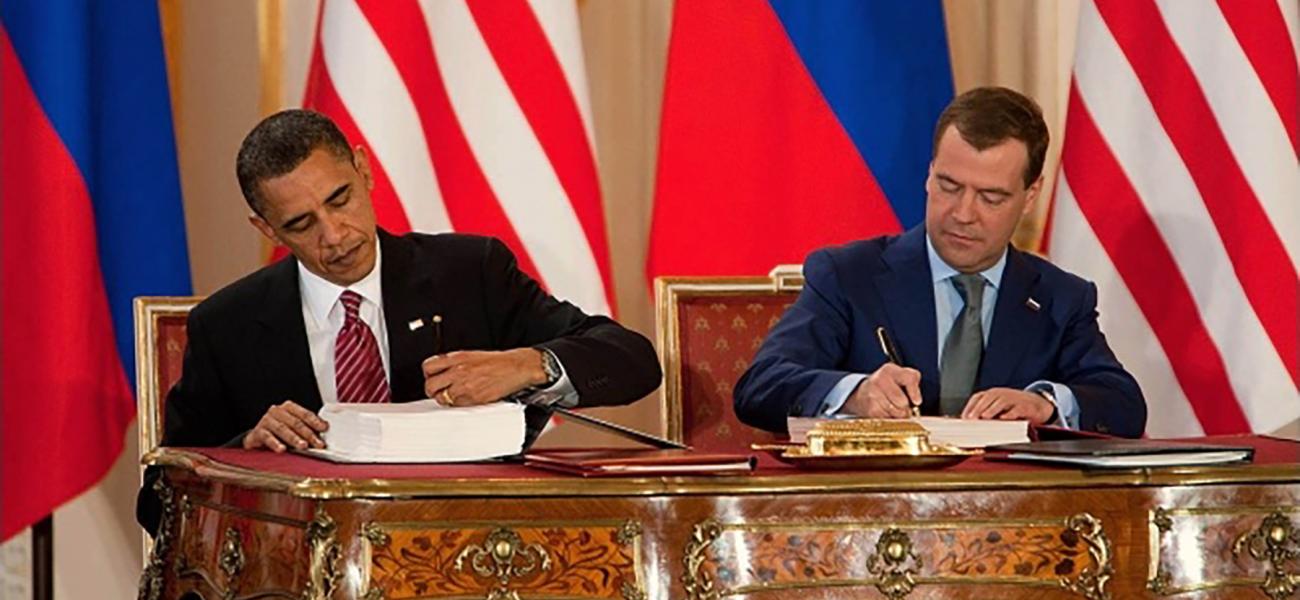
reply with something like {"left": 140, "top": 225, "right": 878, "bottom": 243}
{"left": 682, "top": 513, "right": 1112, "bottom": 599}
{"left": 171, "top": 490, "right": 307, "bottom": 600}
{"left": 145, "top": 447, "right": 1300, "bottom": 501}
{"left": 1147, "top": 504, "right": 1300, "bottom": 598}
{"left": 360, "top": 519, "right": 646, "bottom": 600}
{"left": 148, "top": 452, "right": 1300, "bottom": 600}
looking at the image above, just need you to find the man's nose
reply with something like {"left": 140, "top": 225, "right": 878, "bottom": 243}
{"left": 952, "top": 190, "right": 978, "bottom": 222}
{"left": 319, "top": 213, "right": 347, "bottom": 245}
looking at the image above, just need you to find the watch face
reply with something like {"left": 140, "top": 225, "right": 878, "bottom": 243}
{"left": 541, "top": 349, "right": 561, "bottom": 384}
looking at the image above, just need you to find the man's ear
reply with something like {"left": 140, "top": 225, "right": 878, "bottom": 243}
{"left": 248, "top": 212, "right": 281, "bottom": 245}
{"left": 1022, "top": 175, "right": 1044, "bottom": 216}
{"left": 353, "top": 145, "right": 374, "bottom": 191}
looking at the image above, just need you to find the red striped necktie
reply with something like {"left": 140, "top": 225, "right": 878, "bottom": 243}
{"left": 334, "top": 290, "right": 391, "bottom": 404}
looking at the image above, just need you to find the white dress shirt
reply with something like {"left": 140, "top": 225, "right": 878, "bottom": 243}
{"left": 298, "top": 244, "right": 390, "bottom": 405}
{"left": 296, "top": 243, "right": 577, "bottom": 406}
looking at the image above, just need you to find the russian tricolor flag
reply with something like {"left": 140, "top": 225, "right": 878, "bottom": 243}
{"left": 1, "top": 2, "right": 191, "bottom": 540}
{"left": 647, "top": 0, "right": 953, "bottom": 279}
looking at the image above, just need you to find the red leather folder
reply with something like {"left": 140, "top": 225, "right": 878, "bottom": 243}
{"left": 523, "top": 448, "right": 756, "bottom": 477}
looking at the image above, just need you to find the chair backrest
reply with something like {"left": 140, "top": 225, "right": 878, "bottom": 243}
{"left": 134, "top": 296, "right": 202, "bottom": 460}
{"left": 654, "top": 267, "right": 803, "bottom": 452}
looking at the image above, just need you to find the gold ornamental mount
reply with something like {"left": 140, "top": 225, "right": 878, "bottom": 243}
{"left": 1233, "top": 511, "right": 1300, "bottom": 600}
{"left": 454, "top": 527, "right": 553, "bottom": 600}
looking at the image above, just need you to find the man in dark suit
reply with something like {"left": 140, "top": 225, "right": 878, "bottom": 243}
{"left": 734, "top": 87, "right": 1145, "bottom": 438}
{"left": 138, "top": 109, "right": 661, "bottom": 533}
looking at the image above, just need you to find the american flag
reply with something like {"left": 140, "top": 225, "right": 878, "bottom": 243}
{"left": 301, "top": 0, "right": 614, "bottom": 316}
{"left": 1048, "top": 0, "right": 1299, "bottom": 436}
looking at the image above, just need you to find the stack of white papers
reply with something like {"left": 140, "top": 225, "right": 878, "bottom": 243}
{"left": 908, "top": 417, "right": 1029, "bottom": 449}
{"left": 309, "top": 400, "right": 526, "bottom": 463}
{"left": 788, "top": 416, "right": 1029, "bottom": 449}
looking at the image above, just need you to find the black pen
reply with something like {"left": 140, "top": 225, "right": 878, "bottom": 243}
{"left": 875, "top": 326, "right": 919, "bottom": 417}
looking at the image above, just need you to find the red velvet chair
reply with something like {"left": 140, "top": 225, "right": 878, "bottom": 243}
{"left": 654, "top": 268, "right": 803, "bottom": 452}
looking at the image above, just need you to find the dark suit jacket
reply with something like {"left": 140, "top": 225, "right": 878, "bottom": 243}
{"left": 138, "top": 231, "right": 661, "bottom": 533}
{"left": 734, "top": 226, "right": 1145, "bottom": 437}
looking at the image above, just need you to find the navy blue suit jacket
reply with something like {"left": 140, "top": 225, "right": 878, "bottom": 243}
{"left": 734, "top": 226, "right": 1145, "bottom": 438}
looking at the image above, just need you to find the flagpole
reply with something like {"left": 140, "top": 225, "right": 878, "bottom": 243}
{"left": 31, "top": 517, "right": 51, "bottom": 600}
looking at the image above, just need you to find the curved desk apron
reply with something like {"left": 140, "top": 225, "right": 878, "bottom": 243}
{"left": 139, "top": 434, "right": 1300, "bottom": 600}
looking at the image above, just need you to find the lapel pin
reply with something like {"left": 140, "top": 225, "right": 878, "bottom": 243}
{"left": 1026, "top": 298, "right": 1041, "bottom": 312}
{"left": 408, "top": 318, "right": 425, "bottom": 331}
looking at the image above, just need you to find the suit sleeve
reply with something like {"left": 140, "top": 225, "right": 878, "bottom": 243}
{"left": 733, "top": 250, "right": 861, "bottom": 433}
{"left": 1054, "top": 282, "right": 1147, "bottom": 438}
{"left": 136, "top": 307, "right": 241, "bottom": 536}
{"left": 478, "top": 238, "right": 661, "bottom": 407}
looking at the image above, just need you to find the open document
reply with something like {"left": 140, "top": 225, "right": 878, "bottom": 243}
{"left": 306, "top": 400, "right": 526, "bottom": 463}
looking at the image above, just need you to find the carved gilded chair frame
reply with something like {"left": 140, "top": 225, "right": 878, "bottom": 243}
{"left": 133, "top": 295, "right": 203, "bottom": 559}
{"left": 134, "top": 295, "right": 203, "bottom": 458}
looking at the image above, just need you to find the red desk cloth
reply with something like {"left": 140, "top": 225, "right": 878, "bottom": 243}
{"left": 181, "top": 435, "right": 1298, "bottom": 482}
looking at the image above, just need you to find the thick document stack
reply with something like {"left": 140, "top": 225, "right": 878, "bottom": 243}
{"left": 788, "top": 416, "right": 1030, "bottom": 449}
{"left": 987, "top": 439, "right": 1255, "bottom": 469}
{"left": 525, "top": 449, "right": 756, "bottom": 477}
{"left": 309, "top": 400, "right": 526, "bottom": 463}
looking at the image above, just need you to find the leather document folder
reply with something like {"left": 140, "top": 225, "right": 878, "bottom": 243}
{"left": 524, "top": 448, "right": 756, "bottom": 477}
{"left": 986, "top": 438, "right": 1255, "bottom": 469}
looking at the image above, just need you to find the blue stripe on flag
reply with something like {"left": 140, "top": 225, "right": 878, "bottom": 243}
{"left": 2, "top": 1, "right": 192, "bottom": 389}
{"left": 768, "top": 0, "right": 953, "bottom": 229}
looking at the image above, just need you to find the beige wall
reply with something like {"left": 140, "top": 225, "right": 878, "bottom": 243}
{"left": 944, "top": 0, "right": 1081, "bottom": 250}
{"left": 173, "top": 0, "right": 268, "bottom": 294}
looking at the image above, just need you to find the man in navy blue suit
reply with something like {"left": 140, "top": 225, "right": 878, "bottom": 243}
{"left": 734, "top": 87, "right": 1145, "bottom": 438}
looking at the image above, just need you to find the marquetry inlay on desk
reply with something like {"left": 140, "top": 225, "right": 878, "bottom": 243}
{"left": 139, "top": 434, "right": 1300, "bottom": 600}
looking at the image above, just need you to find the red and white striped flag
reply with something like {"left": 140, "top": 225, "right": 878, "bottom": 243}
{"left": 301, "top": 0, "right": 614, "bottom": 315}
{"left": 1048, "top": 0, "right": 1299, "bottom": 437}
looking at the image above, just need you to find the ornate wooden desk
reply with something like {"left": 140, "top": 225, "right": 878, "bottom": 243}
{"left": 139, "top": 435, "right": 1300, "bottom": 600}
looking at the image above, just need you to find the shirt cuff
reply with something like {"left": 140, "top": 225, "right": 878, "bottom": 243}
{"left": 520, "top": 351, "right": 578, "bottom": 408}
{"left": 820, "top": 373, "right": 868, "bottom": 416}
{"left": 1026, "top": 380, "right": 1078, "bottom": 429}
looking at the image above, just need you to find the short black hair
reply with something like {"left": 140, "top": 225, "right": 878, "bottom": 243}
{"left": 235, "top": 109, "right": 353, "bottom": 215}
{"left": 932, "top": 87, "right": 1049, "bottom": 189}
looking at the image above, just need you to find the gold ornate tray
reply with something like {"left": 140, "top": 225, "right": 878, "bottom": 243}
{"left": 761, "top": 445, "right": 978, "bottom": 470}
{"left": 753, "top": 419, "right": 980, "bottom": 470}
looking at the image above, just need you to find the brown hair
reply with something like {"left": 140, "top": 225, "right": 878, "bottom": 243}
{"left": 236, "top": 109, "right": 354, "bottom": 215}
{"left": 932, "top": 87, "right": 1049, "bottom": 188}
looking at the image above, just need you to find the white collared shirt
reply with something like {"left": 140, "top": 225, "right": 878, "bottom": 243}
{"left": 926, "top": 234, "right": 1005, "bottom": 354}
{"left": 298, "top": 243, "right": 389, "bottom": 405}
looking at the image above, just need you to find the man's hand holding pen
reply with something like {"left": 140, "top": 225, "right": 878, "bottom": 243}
{"left": 842, "top": 363, "right": 924, "bottom": 418}
{"left": 854, "top": 325, "right": 923, "bottom": 418}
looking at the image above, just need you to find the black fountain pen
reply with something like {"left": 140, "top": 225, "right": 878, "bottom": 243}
{"left": 875, "top": 326, "right": 920, "bottom": 418}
